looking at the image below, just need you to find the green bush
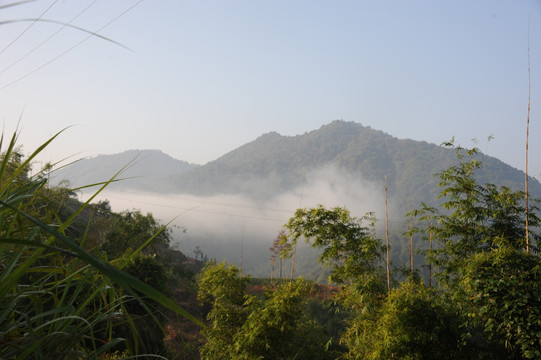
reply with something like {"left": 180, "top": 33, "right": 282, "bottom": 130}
{"left": 0, "top": 130, "right": 200, "bottom": 358}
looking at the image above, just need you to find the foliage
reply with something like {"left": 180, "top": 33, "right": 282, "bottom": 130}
{"left": 461, "top": 246, "right": 541, "bottom": 359}
{"left": 0, "top": 131, "right": 124, "bottom": 358}
{"left": 0, "top": 130, "right": 201, "bottom": 358}
{"left": 281, "top": 205, "right": 390, "bottom": 358}
{"left": 279, "top": 143, "right": 541, "bottom": 359}
{"left": 283, "top": 205, "right": 385, "bottom": 287}
{"left": 197, "top": 262, "right": 250, "bottom": 359}
{"left": 341, "top": 281, "right": 467, "bottom": 360}
{"left": 411, "top": 144, "right": 541, "bottom": 286}
{"left": 408, "top": 143, "right": 541, "bottom": 358}
{"left": 234, "top": 280, "right": 330, "bottom": 360}
{"left": 101, "top": 209, "right": 171, "bottom": 260}
{"left": 307, "top": 297, "right": 349, "bottom": 355}
{"left": 53, "top": 121, "right": 541, "bottom": 278}
{"left": 114, "top": 255, "right": 170, "bottom": 355}
{"left": 198, "top": 262, "right": 335, "bottom": 359}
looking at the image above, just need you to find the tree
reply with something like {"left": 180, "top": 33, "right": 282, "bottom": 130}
{"left": 269, "top": 229, "right": 289, "bottom": 282}
{"left": 409, "top": 143, "right": 541, "bottom": 358}
{"left": 282, "top": 205, "right": 390, "bottom": 358}
{"left": 197, "top": 262, "right": 250, "bottom": 360}
{"left": 101, "top": 210, "right": 171, "bottom": 260}
{"left": 234, "top": 279, "right": 330, "bottom": 360}
{"left": 114, "top": 255, "right": 170, "bottom": 355}
{"left": 283, "top": 205, "right": 385, "bottom": 289}
{"left": 461, "top": 246, "right": 541, "bottom": 359}
{"left": 412, "top": 144, "right": 540, "bottom": 286}
{"left": 198, "top": 262, "right": 333, "bottom": 360}
{"left": 341, "top": 281, "right": 468, "bottom": 360}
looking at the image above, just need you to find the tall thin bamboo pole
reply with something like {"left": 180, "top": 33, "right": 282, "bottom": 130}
{"left": 240, "top": 219, "right": 245, "bottom": 278}
{"left": 289, "top": 244, "right": 296, "bottom": 288}
{"left": 428, "top": 223, "right": 433, "bottom": 288}
{"left": 409, "top": 211, "right": 414, "bottom": 280}
{"left": 525, "top": 30, "right": 531, "bottom": 253}
{"left": 290, "top": 185, "right": 304, "bottom": 287}
{"left": 385, "top": 176, "right": 390, "bottom": 294}
{"left": 270, "top": 256, "right": 275, "bottom": 283}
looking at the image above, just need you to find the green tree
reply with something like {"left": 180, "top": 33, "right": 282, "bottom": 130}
{"left": 410, "top": 143, "right": 541, "bottom": 358}
{"left": 234, "top": 279, "right": 330, "bottom": 360}
{"left": 283, "top": 205, "right": 385, "bottom": 289}
{"left": 101, "top": 210, "right": 171, "bottom": 260}
{"left": 197, "top": 262, "right": 250, "bottom": 360}
{"left": 461, "top": 246, "right": 541, "bottom": 359}
{"left": 198, "top": 262, "right": 334, "bottom": 360}
{"left": 412, "top": 144, "right": 540, "bottom": 286}
{"left": 109, "top": 255, "right": 171, "bottom": 356}
{"left": 282, "top": 205, "right": 390, "bottom": 358}
{"left": 341, "top": 281, "right": 468, "bottom": 360}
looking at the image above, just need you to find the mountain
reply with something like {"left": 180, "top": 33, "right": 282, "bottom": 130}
{"left": 49, "top": 121, "right": 541, "bottom": 279}
{"left": 160, "top": 120, "right": 540, "bottom": 213}
{"left": 51, "top": 149, "right": 197, "bottom": 191}
{"left": 52, "top": 121, "right": 540, "bottom": 215}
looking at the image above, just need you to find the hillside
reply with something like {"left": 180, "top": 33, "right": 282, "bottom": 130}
{"left": 162, "top": 120, "right": 540, "bottom": 213}
{"left": 50, "top": 121, "right": 541, "bottom": 279}
{"left": 51, "top": 149, "right": 197, "bottom": 191}
{"left": 52, "top": 122, "right": 538, "bottom": 213}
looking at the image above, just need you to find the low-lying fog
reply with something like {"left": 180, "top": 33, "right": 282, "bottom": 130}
{"left": 80, "top": 166, "right": 389, "bottom": 279}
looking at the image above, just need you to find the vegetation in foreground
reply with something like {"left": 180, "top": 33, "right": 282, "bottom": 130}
{"left": 1, "top": 131, "right": 540, "bottom": 359}
{"left": 0, "top": 131, "right": 204, "bottom": 359}
{"left": 197, "top": 143, "right": 541, "bottom": 359}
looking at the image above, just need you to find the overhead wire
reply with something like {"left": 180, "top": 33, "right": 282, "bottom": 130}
{"left": 0, "top": 0, "right": 101, "bottom": 76}
{"left": 109, "top": 190, "right": 295, "bottom": 215}
{"left": 0, "top": 0, "right": 59, "bottom": 55}
{"left": 93, "top": 192, "right": 291, "bottom": 224}
{"left": 0, "top": 0, "right": 143, "bottom": 90}
{"left": 85, "top": 190, "right": 414, "bottom": 227}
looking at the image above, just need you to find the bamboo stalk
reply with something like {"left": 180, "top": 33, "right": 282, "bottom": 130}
{"left": 385, "top": 176, "right": 391, "bottom": 294}
{"left": 525, "top": 30, "right": 531, "bottom": 253}
{"left": 429, "top": 224, "right": 433, "bottom": 288}
{"left": 289, "top": 244, "right": 296, "bottom": 288}
{"left": 240, "top": 219, "right": 245, "bottom": 278}
{"left": 409, "top": 210, "right": 413, "bottom": 280}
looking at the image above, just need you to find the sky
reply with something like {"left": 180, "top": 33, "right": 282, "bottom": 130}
{"left": 1, "top": 0, "right": 540, "bottom": 178}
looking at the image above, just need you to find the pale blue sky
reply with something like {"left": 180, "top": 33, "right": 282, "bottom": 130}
{"left": 1, "top": 0, "right": 540, "bottom": 178}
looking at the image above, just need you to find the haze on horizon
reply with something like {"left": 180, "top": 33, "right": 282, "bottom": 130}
{"left": 79, "top": 164, "right": 388, "bottom": 276}
{"left": 0, "top": 1, "right": 540, "bottom": 177}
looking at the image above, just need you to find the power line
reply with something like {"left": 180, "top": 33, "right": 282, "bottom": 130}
{"left": 0, "top": 0, "right": 101, "bottom": 76}
{"left": 96, "top": 192, "right": 290, "bottom": 224}
{"left": 0, "top": 0, "right": 59, "bottom": 55}
{"left": 0, "top": 0, "right": 143, "bottom": 90}
{"left": 107, "top": 190, "right": 295, "bottom": 215}
{"left": 83, "top": 191, "right": 415, "bottom": 227}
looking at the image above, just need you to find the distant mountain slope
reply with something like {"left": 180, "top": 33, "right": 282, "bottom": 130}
{"left": 51, "top": 149, "right": 197, "bottom": 191}
{"left": 163, "top": 120, "right": 540, "bottom": 213}
{"left": 51, "top": 121, "right": 541, "bottom": 217}
{"left": 50, "top": 121, "right": 541, "bottom": 279}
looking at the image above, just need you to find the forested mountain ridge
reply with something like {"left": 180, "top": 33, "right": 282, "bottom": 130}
{"left": 52, "top": 120, "right": 541, "bottom": 217}
{"left": 163, "top": 120, "right": 541, "bottom": 213}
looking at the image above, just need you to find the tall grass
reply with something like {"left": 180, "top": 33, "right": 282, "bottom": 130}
{"left": 0, "top": 129, "right": 202, "bottom": 359}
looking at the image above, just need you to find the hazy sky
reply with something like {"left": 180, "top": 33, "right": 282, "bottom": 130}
{"left": 1, "top": 0, "right": 540, "bottom": 177}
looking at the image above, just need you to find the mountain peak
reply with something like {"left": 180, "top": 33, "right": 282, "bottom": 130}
{"left": 51, "top": 149, "right": 197, "bottom": 190}
{"left": 51, "top": 121, "right": 541, "bottom": 213}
